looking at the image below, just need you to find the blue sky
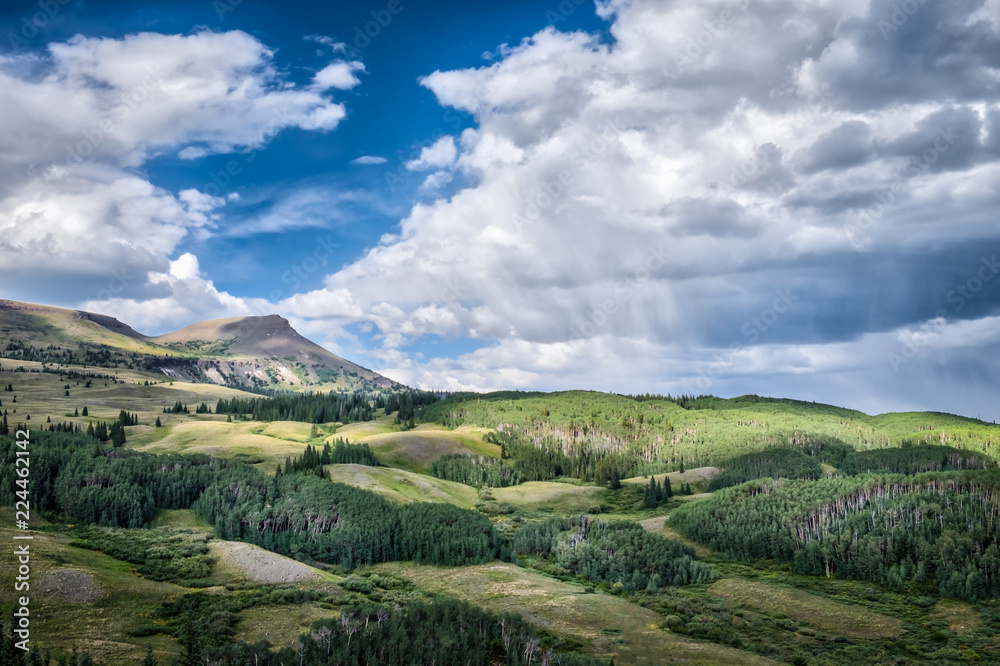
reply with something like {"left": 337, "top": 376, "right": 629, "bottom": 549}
{"left": 2, "top": 0, "right": 1000, "bottom": 420}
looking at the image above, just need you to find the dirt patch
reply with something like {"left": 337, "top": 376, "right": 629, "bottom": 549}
{"left": 40, "top": 569, "right": 103, "bottom": 603}
{"left": 931, "top": 599, "right": 981, "bottom": 633}
{"left": 211, "top": 541, "right": 321, "bottom": 584}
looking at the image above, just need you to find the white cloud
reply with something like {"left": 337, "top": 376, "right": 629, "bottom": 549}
{"left": 280, "top": 0, "right": 1000, "bottom": 417}
{"left": 0, "top": 30, "right": 360, "bottom": 330}
{"left": 405, "top": 136, "right": 458, "bottom": 171}
{"left": 351, "top": 155, "right": 388, "bottom": 165}
{"left": 419, "top": 171, "right": 454, "bottom": 191}
{"left": 79, "top": 251, "right": 254, "bottom": 334}
{"left": 312, "top": 60, "right": 364, "bottom": 90}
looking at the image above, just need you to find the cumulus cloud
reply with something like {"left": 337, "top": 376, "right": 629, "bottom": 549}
{"left": 312, "top": 60, "right": 364, "bottom": 90}
{"left": 280, "top": 0, "right": 1000, "bottom": 416}
{"left": 404, "top": 136, "right": 458, "bottom": 171}
{"left": 0, "top": 30, "right": 359, "bottom": 328}
{"left": 78, "top": 252, "right": 254, "bottom": 333}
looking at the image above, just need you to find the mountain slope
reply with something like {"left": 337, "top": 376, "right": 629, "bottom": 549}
{"left": 0, "top": 299, "right": 396, "bottom": 391}
{"left": 152, "top": 314, "right": 395, "bottom": 390}
{"left": 0, "top": 300, "right": 178, "bottom": 355}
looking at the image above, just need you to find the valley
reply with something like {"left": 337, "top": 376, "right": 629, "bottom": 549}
{"left": 3, "top": 301, "right": 1000, "bottom": 665}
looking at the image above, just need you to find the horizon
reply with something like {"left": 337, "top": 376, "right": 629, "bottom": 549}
{"left": 2, "top": 0, "right": 999, "bottom": 421}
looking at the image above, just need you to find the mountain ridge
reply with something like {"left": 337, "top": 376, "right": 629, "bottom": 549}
{"left": 0, "top": 298, "right": 396, "bottom": 392}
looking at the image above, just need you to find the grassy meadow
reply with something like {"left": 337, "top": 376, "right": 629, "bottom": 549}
{"left": 7, "top": 354, "right": 1000, "bottom": 665}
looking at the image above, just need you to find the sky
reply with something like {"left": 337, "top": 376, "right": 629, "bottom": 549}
{"left": 1, "top": 0, "right": 999, "bottom": 420}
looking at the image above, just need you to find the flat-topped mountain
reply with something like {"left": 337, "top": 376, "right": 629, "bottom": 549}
{"left": 0, "top": 299, "right": 396, "bottom": 391}
{"left": 151, "top": 314, "right": 394, "bottom": 389}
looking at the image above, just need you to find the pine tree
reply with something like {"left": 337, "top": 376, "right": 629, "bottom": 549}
{"left": 178, "top": 613, "right": 202, "bottom": 666}
{"left": 142, "top": 643, "right": 157, "bottom": 666}
{"left": 609, "top": 468, "right": 621, "bottom": 490}
{"left": 644, "top": 479, "right": 657, "bottom": 509}
{"left": 82, "top": 406, "right": 88, "bottom": 416}
{"left": 155, "top": 417, "right": 162, "bottom": 428}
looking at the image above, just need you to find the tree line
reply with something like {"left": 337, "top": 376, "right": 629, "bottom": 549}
{"left": 0, "top": 431, "right": 504, "bottom": 569}
{"left": 190, "top": 596, "right": 608, "bottom": 666}
{"left": 709, "top": 448, "right": 823, "bottom": 490}
{"left": 195, "top": 471, "right": 503, "bottom": 568}
{"left": 278, "top": 440, "right": 381, "bottom": 477}
{"left": 485, "top": 430, "right": 657, "bottom": 488}
{"left": 511, "top": 515, "right": 712, "bottom": 593}
{"left": 709, "top": 444, "right": 995, "bottom": 491}
{"left": 671, "top": 470, "right": 1000, "bottom": 601}
{"left": 431, "top": 453, "right": 525, "bottom": 488}
{"left": 215, "top": 391, "right": 377, "bottom": 424}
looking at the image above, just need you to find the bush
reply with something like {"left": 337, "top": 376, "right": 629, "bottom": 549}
{"left": 341, "top": 575, "right": 377, "bottom": 595}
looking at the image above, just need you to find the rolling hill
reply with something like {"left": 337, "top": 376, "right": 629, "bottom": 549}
{"left": 8, "top": 300, "right": 1000, "bottom": 665}
{"left": 0, "top": 299, "right": 396, "bottom": 391}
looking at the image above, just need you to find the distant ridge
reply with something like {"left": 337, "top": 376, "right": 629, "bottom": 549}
{"left": 0, "top": 299, "right": 397, "bottom": 391}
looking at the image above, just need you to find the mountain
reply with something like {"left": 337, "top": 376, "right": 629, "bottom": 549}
{"left": 0, "top": 299, "right": 396, "bottom": 392}
{"left": 151, "top": 314, "right": 396, "bottom": 390}
{"left": 0, "top": 300, "right": 163, "bottom": 352}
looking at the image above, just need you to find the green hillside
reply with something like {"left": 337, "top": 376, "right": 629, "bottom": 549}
{"left": 8, "top": 300, "right": 1000, "bottom": 665}
{"left": 424, "top": 391, "right": 1000, "bottom": 472}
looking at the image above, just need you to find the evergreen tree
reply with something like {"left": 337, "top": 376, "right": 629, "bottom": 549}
{"left": 644, "top": 478, "right": 658, "bottom": 509}
{"left": 178, "top": 613, "right": 202, "bottom": 666}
